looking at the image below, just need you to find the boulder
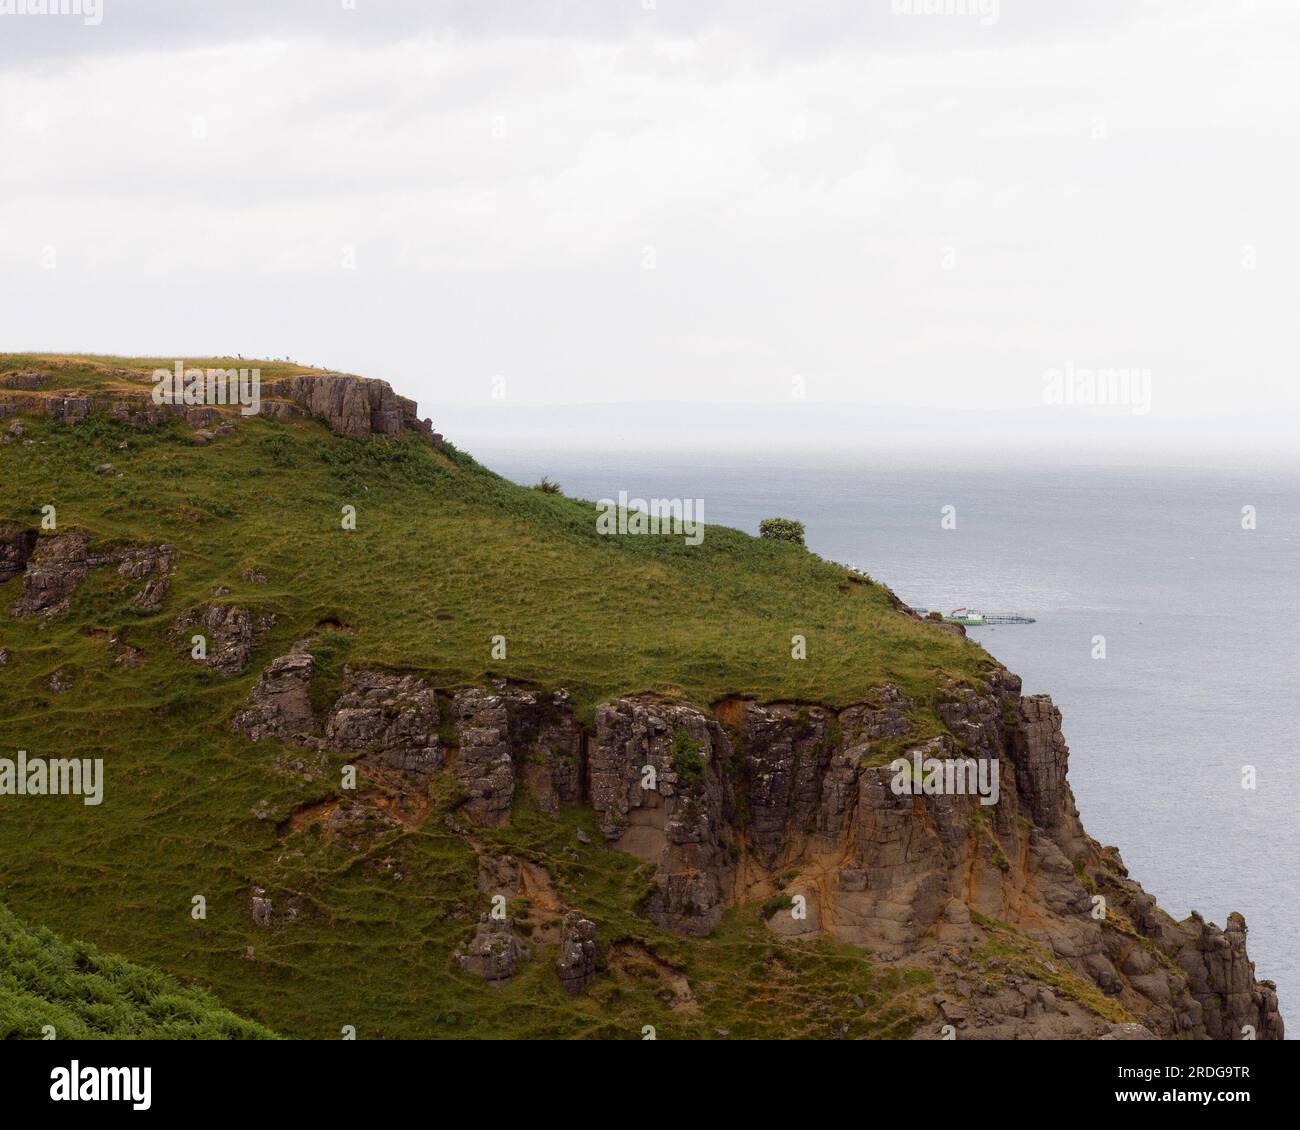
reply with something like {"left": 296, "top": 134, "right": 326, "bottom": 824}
{"left": 251, "top": 890, "right": 273, "bottom": 927}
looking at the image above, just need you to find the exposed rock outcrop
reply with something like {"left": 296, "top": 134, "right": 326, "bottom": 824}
{"left": 120, "top": 546, "right": 173, "bottom": 609}
{"left": 575, "top": 675, "right": 1282, "bottom": 1038}
{"left": 453, "top": 689, "right": 516, "bottom": 826}
{"left": 264, "top": 374, "right": 419, "bottom": 439}
{"left": 1099, "top": 879, "right": 1284, "bottom": 1040}
{"left": 324, "top": 668, "right": 442, "bottom": 775}
{"left": 0, "top": 371, "right": 49, "bottom": 389}
{"left": 11, "top": 532, "right": 97, "bottom": 618}
{"left": 1011, "top": 693, "right": 1086, "bottom": 850}
{"left": 224, "top": 651, "right": 1284, "bottom": 1038}
{"left": 250, "top": 889, "right": 274, "bottom": 927}
{"left": 249, "top": 885, "right": 301, "bottom": 928}
{"left": 555, "top": 911, "right": 599, "bottom": 994}
{"left": 174, "top": 603, "right": 272, "bottom": 675}
{"left": 508, "top": 688, "right": 583, "bottom": 816}
{"left": 455, "top": 915, "right": 530, "bottom": 983}
{"left": 737, "top": 702, "right": 835, "bottom": 868}
{"left": 10, "top": 532, "right": 173, "bottom": 618}
{"left": 0, "top": 369, "right": 434, "bottom": 440}
{"left": 0, "top": 522, "right": 37, "bottom": 584}
{"left": 1176, "top": 912, "right": 1283, "bottom": 1040}
{"left": 232, "top": 653, "right": 317, "bottom": 741}
{"left": 0, "top": 389, "right": 219, "bottom": 430}
{"left": 590, "top": 697, "right": 731, "bottom": 936}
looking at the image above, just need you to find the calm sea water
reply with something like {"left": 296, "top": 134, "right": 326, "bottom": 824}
{"left": 478, "top": 441, "right": 1298, "bottom": 1031}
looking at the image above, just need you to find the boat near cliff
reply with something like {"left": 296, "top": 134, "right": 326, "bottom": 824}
{"left": 915, "top": 607, "right": 1038, "bottom": 626}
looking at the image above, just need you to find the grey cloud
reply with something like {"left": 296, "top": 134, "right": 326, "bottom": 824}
{"left": 0, "top": 0, "right": 1156, "bottom": 68}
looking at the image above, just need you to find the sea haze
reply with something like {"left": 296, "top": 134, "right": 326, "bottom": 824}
{"left": 471, "top": 439, "right": 1299, "bottom": 1032}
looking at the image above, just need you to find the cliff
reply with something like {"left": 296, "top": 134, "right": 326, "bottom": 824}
{"left": 227, "top": 652, "right": 1284, "bottom": 1039}
{"left": 0, "top": 353, "right": 1283, "bottom": 1040}
{"left": 0, "top": 357, "right": 437, "bottom": 441}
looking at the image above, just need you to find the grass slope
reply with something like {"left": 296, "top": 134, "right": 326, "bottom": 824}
{"left": 0, "top": 354, "right": 987, "bottom": 1038}
{"left": 0, "top": 900, "right": 274, "bottom": 1039}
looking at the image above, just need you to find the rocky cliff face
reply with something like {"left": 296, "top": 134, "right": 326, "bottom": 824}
{"left": 229, "top": 644, "right": 1283, "bottom": 1039}
{"left": 0, "top": 369, "right": 436, "bottom": 441}
{"left": 262, "top": 374, "right": 429, "bottom": 439}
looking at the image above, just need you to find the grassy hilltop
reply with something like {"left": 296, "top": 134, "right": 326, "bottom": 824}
{"left": 0, "top": 353, "right": 988, "bottom": 1039}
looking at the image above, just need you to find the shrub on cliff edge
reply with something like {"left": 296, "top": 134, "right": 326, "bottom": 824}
{"left": 759, "top": 517, "right": 805, "bottom": 546}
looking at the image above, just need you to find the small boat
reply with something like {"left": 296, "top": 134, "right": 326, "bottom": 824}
{"left": 913, "top": 607, "right": 1036, "bottom": 626}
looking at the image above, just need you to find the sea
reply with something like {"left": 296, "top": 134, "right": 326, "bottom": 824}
{"left": 471, "top": 439, "right": 1298, "bottom": 1033}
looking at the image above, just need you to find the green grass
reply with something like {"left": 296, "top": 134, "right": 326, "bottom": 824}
{"left": 0, "top": 352, "right": 333, "bottom": 394}
{"left": 0, "top": 353, "right": 992, "bottom": 1039}
{"left": 0, "top": 356, "right": 983, "bottom": 721}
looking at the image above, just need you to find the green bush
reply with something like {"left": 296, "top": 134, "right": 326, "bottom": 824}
{"left": 259, "top": 432, "right": 296, "bottom": 468}
{"left": 0, "top": 900, "right": 275, "bottom": 1040}
{"left": 759, "top": 517, "right": 805, "bottom": 546}
{"left": 761, "top": 893, "right": 795, "bottom": 920}
{"left": 671, "top": 729, "right": 705, "bottom": 792}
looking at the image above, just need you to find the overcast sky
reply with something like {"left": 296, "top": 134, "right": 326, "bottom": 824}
{"left": 1, "top": 0, "right": 1295, "bottom": 451}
